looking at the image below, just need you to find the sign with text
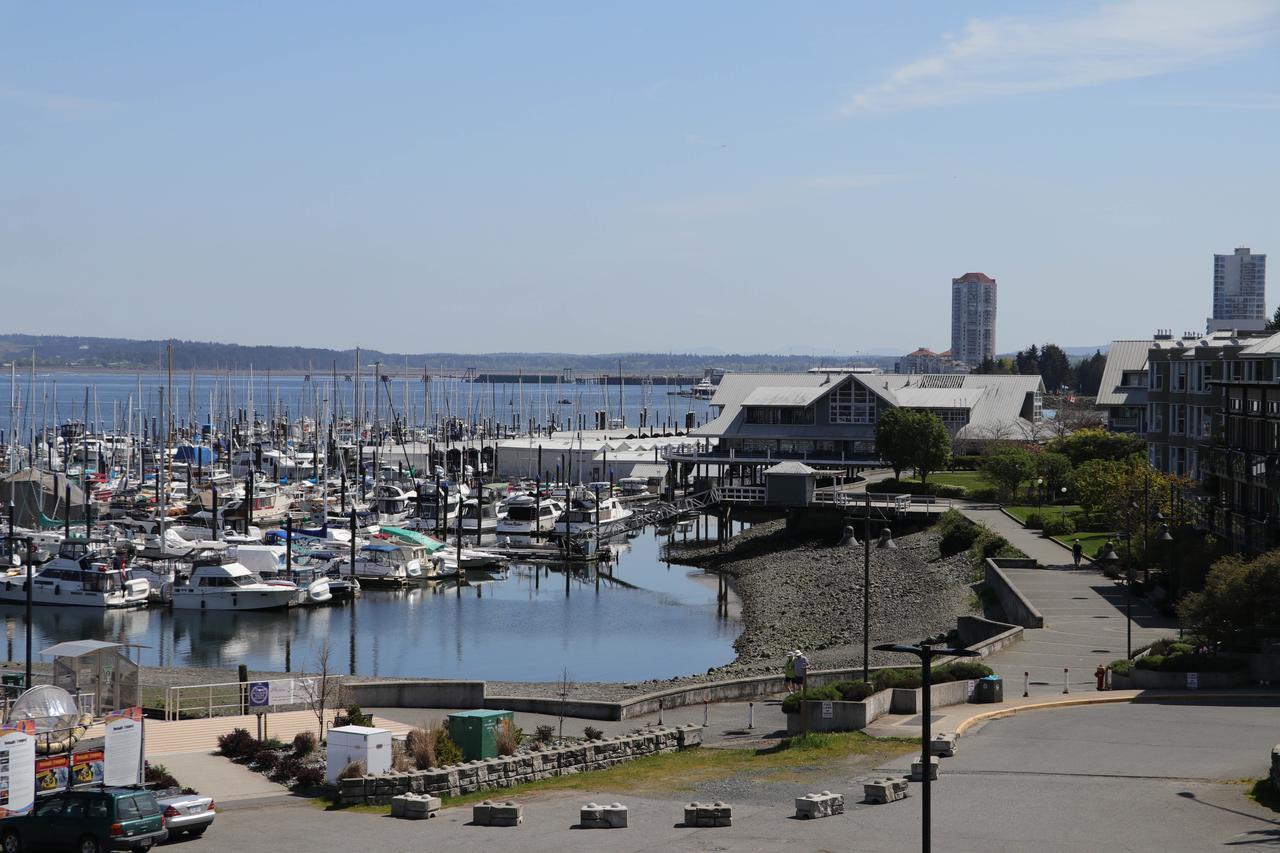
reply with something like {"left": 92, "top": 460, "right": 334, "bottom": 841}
{"left": 35, "top": 756, "right": 68, "bottom": 794}
{"left": 248, "top": 681, "right": 271, "bottom": 710}
{"left": 71, "top": 750, "right": 104, "bottom": 787}
{"left": 104, "top": 713, "right": 143, "bottom": 787}
{"left": 0, "top": 729, "right": 35, "bottom": 817}
{"left": 1186, "top": 672, "right": 1199, "bottom": 690}
{"left": 821, "top": 701, "right": 833, "bottom": 719}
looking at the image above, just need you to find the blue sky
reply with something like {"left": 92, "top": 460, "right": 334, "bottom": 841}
{"left": 2, "top": 1, "right": 1278, "bottom": 355}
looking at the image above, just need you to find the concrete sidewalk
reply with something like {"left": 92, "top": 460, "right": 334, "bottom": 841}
{"left": 960, "top": 506, "right": 1177, "bottom": 691}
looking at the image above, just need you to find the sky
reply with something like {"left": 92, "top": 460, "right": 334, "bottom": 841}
{"left": 2, "top": 1, "right": 1278, "bottom": 356}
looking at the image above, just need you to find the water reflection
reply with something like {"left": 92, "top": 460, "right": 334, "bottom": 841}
{"left": 3, "top": 526, "right": 741, "bottom": 682}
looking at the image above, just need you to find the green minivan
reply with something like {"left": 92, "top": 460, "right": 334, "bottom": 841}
{"left": 0, "top": 788, "right": 168, "bottom": 853}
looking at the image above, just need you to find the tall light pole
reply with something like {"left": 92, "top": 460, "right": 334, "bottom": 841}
{"left": 1097, "top": 541, "right": 1131, "bottom": 658}
{"left": 875, "top": 638, "right": 980, "bottom": 853}
{"left": 861, "top": 492, "right": 896, "bottom": 683}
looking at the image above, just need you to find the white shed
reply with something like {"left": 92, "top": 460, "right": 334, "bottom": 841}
{"left": 326, "top": 725, "right": 392, "bottom": 783}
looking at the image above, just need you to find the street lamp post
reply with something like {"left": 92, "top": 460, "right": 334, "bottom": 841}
{"left": 1059, "top": 486, "right": 1068, "bottom": 523}
{"left": 861, "top": 493, "right": 897, "bottom": 683}
{"left": 1097, "top": 541, "right": 1131, "bottom": 658}
{"left": 875, "top": 638, "right": 980, "bottom": 853}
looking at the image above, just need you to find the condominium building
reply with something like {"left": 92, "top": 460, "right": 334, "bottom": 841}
{"left": 1208, "top": 247, "right": 1266, "bottom": 332}
{"left": 951, "top": 273, "right": 998, "bottom": 367}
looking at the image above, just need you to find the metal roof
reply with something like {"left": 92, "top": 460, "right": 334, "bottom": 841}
{"left": 1096, "top": 340, "right": 1155, "bottom": 406}
{"left": 765, "top": 461, "right": 817, "bottom": 476}
{"left": 1240, "top": 332, "right": 1280, "bottom": 355}
{"left": 40, "top": 640, "right": 125, "bottom": 658}
{"left": 741, "top": 385, "right": 830, "bottom": 408}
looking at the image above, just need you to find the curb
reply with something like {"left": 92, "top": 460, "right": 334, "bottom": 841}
{"left": 954, "top": 690, "right": 1280, "bottom": 736}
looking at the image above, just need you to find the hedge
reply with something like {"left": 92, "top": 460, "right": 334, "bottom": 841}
{"left": 780, "top": 662, "right": 994, "bottom": 713}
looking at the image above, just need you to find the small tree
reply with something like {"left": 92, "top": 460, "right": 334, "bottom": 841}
{"left": 1036, "top": 452, "right": 1073, "bottom": 499}
{"left": 300, "top": 641, "right": 342, "bottom": 743}
{"left": 910, "top": 412, "right": 951, "bottom": 485}
{"left": 874, "top": 408, "right": 916, "bottom": 480}
{"left": 983, "top": 447, "right": 1036, "bottom": 503}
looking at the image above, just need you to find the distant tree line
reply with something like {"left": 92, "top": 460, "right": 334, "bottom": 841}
{"left": 0, "top": 333, "right": 894, "bottom": 375}
{"left": 972, "top": 343, "right": 1107, "bottom": 395}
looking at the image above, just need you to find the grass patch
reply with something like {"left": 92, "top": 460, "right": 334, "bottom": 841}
{"left": 1050, "top": 531, "right": 1116, "bottom": 559}
{"left": 1004, "top": 505, "right": 1082, "bottom": 526}
{"left": 312, "top": 732, "right": 916, "bottom": 813}
{"left": 1248, "top": 779, "right": 1280, "bottom": 813}
{"left": 904, "top": 471, "right": 988, "bottom": 490}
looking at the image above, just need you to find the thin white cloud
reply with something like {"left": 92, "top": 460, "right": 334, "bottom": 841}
{"left": 0, "top": 86, "right": 110, "bottom": 116}
{"left": 1168, "top": 93, "right": 1280, "bottom": 110}
{"left": 659, "top": 173, "right": 916, "bottom": 218}
{"left": 842, "top": 0, "right": 1280, "bottom": 115}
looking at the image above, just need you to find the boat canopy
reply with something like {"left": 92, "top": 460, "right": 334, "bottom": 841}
{"left": 379, "top": 526, "right": 445, "bottom": 552}
{"left": 361, "top": 543, "right": 399, "bottom": 553}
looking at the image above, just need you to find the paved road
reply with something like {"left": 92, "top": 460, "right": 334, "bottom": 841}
{"left": 960, "top": 506, "right": 1177, "bottom": 691}
{"left": 206, "top": 700, "right": 1280, "bottom": 851}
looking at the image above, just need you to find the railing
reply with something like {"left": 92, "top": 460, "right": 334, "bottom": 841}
{"left": 714, "top": 485, "right": 766, "bottom": 503}
{"left": 164, "top": 676, "right": 320, "bottom": 721}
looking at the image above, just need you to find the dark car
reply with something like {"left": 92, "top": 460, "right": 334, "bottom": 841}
{"left": 1, "top": 788, "right": 168, "bottom": 853}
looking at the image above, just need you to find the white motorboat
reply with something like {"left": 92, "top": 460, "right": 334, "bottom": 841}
{"left": 0, "top": 538, "right": 150, "bottom": 609}
{"left": 451, "top": 492, "right": 504, "bottom": 536}
{"left": 414, "top": 483, "right": 464, "bottom": 526}
{"left": 554, "top": 494, "right": 634, "bottom": 536}
{"left": 328, "top": 542, "right": 423, "bottom": 587}
{"left": 372, "top": 482, "right": 417, "bottom": 524}
{"left": 170, "top": 551, "right": 315, "bottom": 610}
{"left": 496, "top": 496, "right": 563, "bottom": 537}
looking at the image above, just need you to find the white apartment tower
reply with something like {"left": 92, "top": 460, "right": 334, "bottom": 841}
{"left": 1209, "top": 247, "right": 1266, "bottom": 332}
{"left": 950, "top": 272, "right": 998, "bottom": 367}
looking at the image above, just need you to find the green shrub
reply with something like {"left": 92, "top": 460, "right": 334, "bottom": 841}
{"left": 337, "top": 760, "right": 365, "bottom": 780}
{"left": 292, "top": 731, "right": 316, "bottom": 756}
{"left": 583, "top": 726, "right": 604, "bottom": 741}
{"left": 936, "top": 510, "right": 980, "bottom": 558}
{"left": 780, "top": 684, "right": 840, "bottom": 714}
{"left": 936, "top": 661, "right": 994, "bottom": 681}
{"left": 1042, "top": 518, "right": 1076, "bottom": 536}
{"left": 216, "top": 728, "right": 258, "bottom": 759}
{"left": 334, "top": 704, "right": 373, "bottom": 728}
{"left": 933, "top": 485, "right": 966, "bottom": 499}
{"left": 534, "top": 724, "right": 556, "bottom": 744}
{"left": 144, "top": 762, "right": 179, "bottom": 789}
{"left": 1023, "top": 512, "right": 1045, "bottom": 530}
{"left": 433, "top": 727, "right": 463, "bottom": 765}
{"left": 293, "top": 766, "right": 325, "bottom": 789}
{"left": 272, "top": 755, "right": 303, "bottom": 783}
{"left": 251, "top": 750, "right": 279, "bottom": 773}
{"left": 973, "top": 529, "right": 1010, "bottom": 560}
{"left": 496, "top": 724, "right": 523, "bottom": 756}
{"left": 1110, "top": 658, "right": 1132, "bottom": 676}
{"left": 967, "top": 485, "right": 1000, "bottom": 502}
{"left": 950, "top": 455, "right": 986, "bottom": 471}
{"left": 833, "top": 681, "right": 875, "bottom": 702}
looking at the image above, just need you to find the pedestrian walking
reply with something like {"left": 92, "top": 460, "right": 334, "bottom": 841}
{"left": 784, "top": 651, "right": 797, "bottom": 694}
{"left": 1072, "top": 539, "right": 1083, "bottom": 568}
{"left": 794, "top": 649, "right": 809, "bottom": 694}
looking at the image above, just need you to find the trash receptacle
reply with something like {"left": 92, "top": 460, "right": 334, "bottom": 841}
{"left": 973, "top": 675, "right": 1003, "bottom": 704}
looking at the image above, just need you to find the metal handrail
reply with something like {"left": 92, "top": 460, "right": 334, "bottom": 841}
{"left": 164, "top": 676, "right": 320, "bottom": 721}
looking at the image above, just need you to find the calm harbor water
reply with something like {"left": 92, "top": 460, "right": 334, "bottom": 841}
{"left": 0, "top": 526, "right": 740, "bottom": 682}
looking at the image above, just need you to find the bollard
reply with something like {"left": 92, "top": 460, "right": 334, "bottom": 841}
{"left": 1063, "top": 668, "right": 1069, "bottom": 695}
{"left": 748, "top": 702, "right": 754, "bottom": 730}
{"left": 703, "top": 701, "right": 709, "bottom": 727}
{"left": 1023, "top": 671, "right": 1029, "bottom": 698}
{"left": 658, "top": 698, "right": 664, "bottom": 726}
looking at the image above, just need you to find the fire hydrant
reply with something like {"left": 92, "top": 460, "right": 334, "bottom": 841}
{"left": 1095, "top": 664, "right": 1108, "bottom": 691}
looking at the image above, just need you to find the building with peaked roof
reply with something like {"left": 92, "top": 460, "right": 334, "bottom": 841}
{"left": 666, "top": 371, "right": 1044, "bottom": 472}
{"left": 1097, "top": 338, "right": 1160, "bottom": 433}
{"left": 951, "top": 272, "right": 998, "bottom": 367}
{"left": 896, "top": 347, "right": 968, "bottom": 375}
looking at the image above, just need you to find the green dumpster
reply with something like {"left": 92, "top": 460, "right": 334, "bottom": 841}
{"left": 973, "top": 675, "right": 1003, "bottom": 704}
{"left": 447, "top": 709, "right": 514, "bottom": 760}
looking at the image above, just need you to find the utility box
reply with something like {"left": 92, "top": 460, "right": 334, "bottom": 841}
{"left": 326, "top": 725, "right": 392, "bottom": 783}
{"left": 447, "top": 709, "right": 514, "bottom": 761}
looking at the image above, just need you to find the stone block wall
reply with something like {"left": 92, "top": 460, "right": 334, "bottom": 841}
{"left": 335, "top": 724, "right": 702, "bottom": 806}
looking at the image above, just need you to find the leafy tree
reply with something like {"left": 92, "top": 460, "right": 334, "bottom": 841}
{"left": 1073, "top": 458, "right": 1126, "bottom": 521}
{"left": 911, "top": 412, "right": 952, "bottom": 485}
{"left": 1038, "top": 344, "right": 1072, "bottom": 392}
{"left": 1073, "top": 350, "right": 1107, "bottom": 397}
{"left": 1046, "top": 428, "right": 1145, "bottom": 466}
{"left": 983, "top": 447, "right": 1036, "bottom": 502}
{"left": 1014, "top": 344, "right": 1041, "bottom": 376}
{"left": 971, "top": 357, "right": 1015, "bottom": 375}
{"left": 1267, "top": 305, "right": 1280, "bottom": 333}
{"left": 1177, "top": 551, "right": 1280, "bottom": 646}
{"left": 874, "top": 408, "right": 916, "bottom": 480}
{"left": 1035, "top": 451, "right": 1073, "bottom": 498}
{"left": 875, "top": 409, "right": 951, "bottom": 483}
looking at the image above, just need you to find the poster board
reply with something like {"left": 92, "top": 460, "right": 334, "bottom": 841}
{"left": 0, "top": 727, "right": 36, "bottom": 817}
{"left": 71, "top": 750, "right": 105, "bottom": 787}
{"left": 103, "top": 708, "right": 143, "bottom": 787}
{"left": 34, "top": 756, "right": 68, "bottom": 795}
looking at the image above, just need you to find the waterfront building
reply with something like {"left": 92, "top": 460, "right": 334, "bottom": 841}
{"left": 951, "top": 272, "right": 998, "bottom": 368}
{"left": 1208, "top": 247, "right": 1266, "bottom": 333}
{"left": 668, "top": 371, "right": 1044, "bottom": 472}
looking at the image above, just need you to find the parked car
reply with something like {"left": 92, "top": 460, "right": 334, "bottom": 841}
{"left": 0, "top": 788, "right": 167, "bottom": 853}
{"left": 152, "top": 788, "right": 214, "bottom": 840}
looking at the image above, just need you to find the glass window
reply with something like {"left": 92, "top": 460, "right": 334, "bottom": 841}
{"left": 115, "top": 796, "right": 140, "bottom": 820}
{"left": 63, "top": 798, "right": 87, "bottom": 819}
{"left": 88, "top": 797, "right": 110, "bottom": 819}
{"left": 131, "top": 794, "right": 160, "bottom": 817}
{"left": 35, "top": 797, "right": 65, "bottom": 818}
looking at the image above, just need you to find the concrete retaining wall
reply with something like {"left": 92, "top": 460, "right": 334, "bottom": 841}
{"left": 344, "top": 680, "right": 485, "bottom": 710}
{"left": 785, "top": 689, "right": 894, "bottom": 735}
{"left": 333, "top": 724, "right": 702, "bottom": 805}
{"left": 484, "top": 695, "right": 626, "bottom": 722}
{"left": 889, "top": 680, "right": 976, "bottom": 715}
{"left": 1123, "top": 669, "right": 1250, "bottom": 690}
{"left": 984, "top": 558, "right": 1044, "bottom": 628}
{"left": 957, "top": 615, "right": 1023, "bottom": 657}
